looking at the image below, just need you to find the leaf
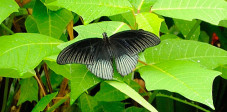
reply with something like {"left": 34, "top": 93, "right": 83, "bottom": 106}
{"left": 58, "top": 21, "right": 131, "bottom": 49}
{"left": 106, "top": 81, "right": 158, "bottom": 112}
{"left": 151, "top": 0, "right": 227, "bottom": 25}
{"left": 125, "top": 106, "right": 145, "bottom": 112}
{"left": 0, "top": 68, "right": 35, "bottom": 78}
{"left": 173, "top": 19, "right": 200, "bottom": 40}
{"left": 94, "top": 82, "right": 128, "bottom": 101}
{"left": 78, "top": 93, "right": 98, "bottom": 112}
{"left": 44, "top": 56, "right": 101, "bottom": 104}
{"left": 215, "top": 64, "right": 227, "bottom": 79}
{"left": 47, "top": 0, "right": 133, "bottom": 24}
{"left": 143, "top": 39, "right": 227, "bottom": 69}
{"left": 139, "top": 60, "right": 221, "bottom": 109}
{"left": 25, "top": 16, "right": 39, "bottom": 33}
{"left": 0, "top": 0, "right": 19, "bottom": 24}
{"left": 199, "top": 31, "right": 210, "bottom": 43}
{"left": 17, "top": 77, "right": 38, "bottom": 105}
{"left": 31, "top": 0, "right": 73, "bottom": 39}
{"left": 109, "top": 11, "right": 136, "bottom": 29}
{"left": 95, "top": 101, "right": 125, "bottom": 112}
{"left": 32, "top": 92, "right": 58, "bottom": 112}
{"left": 0, "top": 33, "right": 62, "bottom": 78}
{"left": 129, "top": 0, "right": 157, "bottom": 12}
{"left": 136, "top": 12, "right": 163, "bottom": 36}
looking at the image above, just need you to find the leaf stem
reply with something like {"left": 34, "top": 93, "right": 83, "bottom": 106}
{"left": 46, "top": 94, "right": 69, "bottom": 112}
{"left": 34, "top": 70, "right": 47, "bottom": 96}
{"left": 156, "top": 93, "right": 210, "bottom": 112}
{"left": 43, "top": 63, "right": 53, "bottom": 93}
{"left": 0, "top": 23, "right": 14, "bottom": 35}
{"left": 1, "top": 78, "right": 9, "bottom": 112}
{"left": 185, "top": 20, "right": 202, "bottom": 40}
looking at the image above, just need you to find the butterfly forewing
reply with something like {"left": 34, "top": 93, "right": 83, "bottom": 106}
{"left": 57, "top": 38, "right": 102, "bottom": 64}
{"left": 109, "top": 29, "right": 160, "bottom": 56}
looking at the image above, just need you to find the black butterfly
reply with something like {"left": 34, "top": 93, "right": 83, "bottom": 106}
{"left": 57, "top": 29, "right": 160, "bottom": 80}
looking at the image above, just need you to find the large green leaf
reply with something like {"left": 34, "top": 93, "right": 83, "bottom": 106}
{"left": 151, "top": 0, "right": 227, "bottom": 25}
{"left": 58, "top": 21, "right": 131, "bottom": 49}
{"left": 136, "top": 12, "right": 163, "bottom": 36}
{"left": 32, "top": 92, "right": 58, "bottom": 112}
{"left": 0, "top": 0, "right": 19, "bottom": 24}
{"left": 106, "top": 81, "right": 158, "bottom": 112}
{"left": 27, "top": 0, "right": 73, "bottom": 39}
{"left": 139, "top": 60, "right": 220, "bottom": 109}
{"left": 47, "top": 0, "right": 133, "bottom": 24}
{"left": 0, "top": 33, "right": 62, "bottom": 78}
{"left": 143, "top": 39, "right": 227, "bottom": 69}
{"left": 44, "top": 56, "right": 101, "bottom": 104}
{"left": 17, "top": 77, "right": 38, "bottom": 105}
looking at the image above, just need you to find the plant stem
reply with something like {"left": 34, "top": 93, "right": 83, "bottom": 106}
{"left": 0, "top": 23, "right": 14, "bottom": 35}
{"left": 46, "top": 94, "right": 69, "bottom": 112}
{"left": 185, "top": 20, "right": 202, "bottom": 40}
{"left": 156, "top": 93, "right": 210, "bottom": 112}
{"left": 34, "top": 75, "right": 47, "bottom": 96}
{"left": 43, "top": 63, "right": 53, "bottom": 93}
{"left": 1, "top": 78, "right": 9, "bottom": 112}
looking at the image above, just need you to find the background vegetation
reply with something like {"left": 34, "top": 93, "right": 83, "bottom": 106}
{"left": 1, "top": 0, "right": 227, "bottom": 112}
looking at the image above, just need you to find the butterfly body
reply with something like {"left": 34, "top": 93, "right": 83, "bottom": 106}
{"left": 57, "top": 29, "right": 160, "bottom": 80}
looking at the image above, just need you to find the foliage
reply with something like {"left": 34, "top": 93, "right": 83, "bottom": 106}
{"left": 1, "top": 0, "right": 227, "bottom": 112}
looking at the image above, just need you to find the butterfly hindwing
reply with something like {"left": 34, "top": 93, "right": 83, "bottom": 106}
{"left": 57, "top": 38, "right": 102, "bottom": 65}
{"left": 86, "top": 45, "right": 113, "bottom": 80}
{"left": 109, "top": 29, "right": 160, "bottom": 55}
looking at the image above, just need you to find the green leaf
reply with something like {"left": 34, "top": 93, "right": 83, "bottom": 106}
{"left": 17, "top": 77, "right": 38, "bottom": 105}
{"left": 136, "top": 12, "right": 163, "bottom": 36}
{"left": 143, "top": 39, "right": 227, "bottom": 69}
{"left": 129, "top": 0, "right": 157, "bottom": 12}
{"left": 106, "top": 81, "right": 158, "bottom": 112}
{"left": 199, "top": 31, "right": 210, "bottom": 43}
{"left": 109, "top": 11, "right": 136, "bottom": 29}
{"left": 32, "top": 92, "right": 58, "bottom": 112}
{"left": 125, "top": 106, "right": 145, "bottom": 112}
{"left": 0, "top": 69, "right": 35, "bottom": 78}
{"left": 139, "top": 60, "right": 220, "bottom": 109}
{"left": 151, "top": 0, "right": 227, "bottom": 25}
{"left": 0, "top": 0, "right": 19, "bottom": 24}
{"left": 95, "top": 101, "right": 125, "bottom": 112}
{"left": 94, "top": 82, "right": 128, "bottom": 101}
{"left": 58, "top": 21, "right": 131, "bottom": 49}
{"left": 30, "top": 0, "right": 73, "bottom": 39}
{"left": 70, "top": 64, "right": 101, "bottom": 104}
{"left": 0, "top": 33, "right": 62, "bottom": 78}
{"left": 25, "top": 16, "right": 39, "bottom": 33}
{"left": 160, "top": 34, "right": 181, "bottom": 40}
{"left": 78, "top": 93, "right": 98, "bottom": 112}
{"left": 44, "top": 56, "right": 101, "bottom": 104}
{"left": 47, "top": 0, "right": 133, "bottom": 24}
{"left": 215, "top": 64, "right": 227, "bottom": 79}
{"left": 173, "top": 19, "right": 200, "bottom": 40}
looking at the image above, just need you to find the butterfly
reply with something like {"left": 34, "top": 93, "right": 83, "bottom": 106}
{"left": 57, "top": 29, "right": 160, "bottom": 80}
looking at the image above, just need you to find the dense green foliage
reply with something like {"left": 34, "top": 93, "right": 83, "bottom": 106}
{"left": 1, "top": 0, "right": 227, "bottom": 112}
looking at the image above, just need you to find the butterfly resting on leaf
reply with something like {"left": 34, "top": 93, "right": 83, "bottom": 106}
{"left": 57, "top": 29, "right": 160, "bottom": 80}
